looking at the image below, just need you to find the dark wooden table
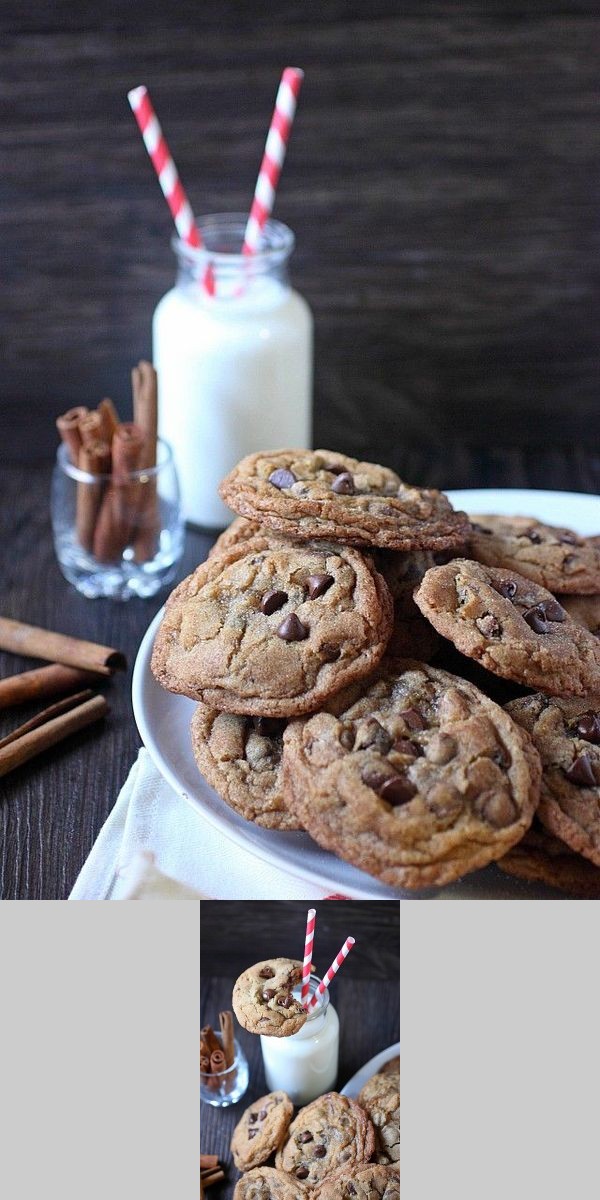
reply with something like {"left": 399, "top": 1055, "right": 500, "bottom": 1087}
{"left": 200, "top": 901, "right": 400, "bottom": 1199}
{"left": 1, "top": 449, "right": 599, "bottom": 898}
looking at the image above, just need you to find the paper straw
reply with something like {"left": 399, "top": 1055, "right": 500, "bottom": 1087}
{"left": 242, "top": 67, "right": 304, "bottom": 255}
{"left": 301, "top": 908, "right": 316, "bottom": 1004}
{"left": 308, "top": 937, "right": 355, "bottom": 1010}
{"left": 127, "top": 85, "right": 201, "bottom": 249}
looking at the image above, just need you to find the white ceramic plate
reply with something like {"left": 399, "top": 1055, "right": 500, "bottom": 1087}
{"left": 340, "top": 1041, "right": 400, "bottom": 1098}
{"left": 132, "top": 488, "right": 600, "bottom": 899}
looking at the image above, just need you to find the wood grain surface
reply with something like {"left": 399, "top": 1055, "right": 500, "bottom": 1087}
{"left": 1, "top": 3, "right": 600, "bottom": 460}
{"left": 0, "top": 450, "right": 598, "bottom": 899}
{"left": 201, "top": 899, "right": 399, "bottom": 1199}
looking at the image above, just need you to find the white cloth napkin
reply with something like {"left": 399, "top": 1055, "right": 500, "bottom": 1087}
{"left": 70, "top": 748, "right": 342, "bottom": 900}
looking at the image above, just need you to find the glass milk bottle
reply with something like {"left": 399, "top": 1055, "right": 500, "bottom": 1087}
{"left": 153, "top": 214, "right": 313, "bottom": 528}
{"left": 260, "top": 975, "right": 339, "bottom": 1106}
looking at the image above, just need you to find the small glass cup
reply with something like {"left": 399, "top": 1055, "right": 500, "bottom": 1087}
{"left": 200, "top": 1035, "right": 249, "bottom": 1108}
{"left": 51, "top": 438, "right": 184, "bottom": 600}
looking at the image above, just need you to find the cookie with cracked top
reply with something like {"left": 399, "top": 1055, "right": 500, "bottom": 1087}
{"left": 469, "top": 514, "right": 600, "bottom": 594}
{"left": 219, "top": 449, "right": 470, "bottom": 551}
{"left": 190, "top": 704, "right": 301, "bottom": 830}
{"left": 506, "top": 694, "right": 600, "bottom": 867}
{"left": 498, "top": 820, "right": 600, "bottom": 897}
{"left": 414, "top": 559, "right": 600, "bottom": 698}
{"left": 357, "top": 1070, "right": 400, "bottom": 1166}
{"left": 282, "top": 659, "right": 541, "bottom": 889}
{"left": 313, "top": 1164, "right": 400, "bottom": 1200}
{"left": 231, "top": 1090, "right": 294, "bottom": 1170}
{"left": 275, "top": 1091, "right": 375, "bottom": 1185}
{"left": 233, "top": 1167, "right": 310, "bottom": 1200}
{"left": 151, "top": 538, "right": 393, "bottom": 717}
{"left": 232, "top": 959, "right": 306, "bottom": 1037}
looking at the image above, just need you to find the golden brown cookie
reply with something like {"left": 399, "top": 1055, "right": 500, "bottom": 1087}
{"left": 219, "top": 449, "right": 470, "bottom": 551}
{"left": 498, "top": 820, "right": 600, "bottom": 896}
{"left": 231, "top": 1091, "right": 294, "bottom": 1170}
{"left": 232, "top": 959, "right": 306, "bottom": 1037}
{"left": 313, "top": 1164, "right": 400, "bottom": 1199}
{"left": 282, "top": 659, "right": 541, "bottom": 889}
{"left": 275, "top": 1091, "right": 375, "bottom": 1185}
{"left": 357, "top": 1071, "right": 400, "bottom": 1166}
{"left": 233, "top": 1167, "right": 311, "bottom": 1200}
{"left": 469, "top": 515, "right": 600, "bottom": 594}
{"left": 152, "top": 538, "right": 393, "bottom": 717}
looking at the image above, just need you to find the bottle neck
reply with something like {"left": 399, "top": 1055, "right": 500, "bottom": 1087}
{"left": 172, "top": 213, "right": 294, "bottom": 302}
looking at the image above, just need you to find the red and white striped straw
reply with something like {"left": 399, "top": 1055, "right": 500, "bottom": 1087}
{"left": 128, "top": 85, "right": 202, "bottom": 250}
{"left": 308, "top": 937, "right": 355, "bottom": 1011}
{"left": 301, "top": 908, "right": 316, "bottom": 1004}
{"left": 242, "top": 67, "right": 304, "bottom": 255}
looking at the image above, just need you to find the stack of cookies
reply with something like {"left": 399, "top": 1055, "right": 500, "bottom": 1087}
{"left": 151, "top": 448, "right": 600, "bottom": 895}
{"left": 230, "top": 1067, "right": 400, "bottom": 1198}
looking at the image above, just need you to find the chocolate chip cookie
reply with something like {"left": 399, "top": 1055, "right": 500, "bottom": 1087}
{"left": 275, "top": 1091, "right": 375, "bottom": 1185}
{"left": 313, "top": 1165, "right": 400, "bottom": 1199}
{"left": 152, "top": 539, "right": 393, "bottom": 717}
{"left": 231, "top": 1091, "right": 294, "bottom": 1170}
{"left": 219, "top": 449, "right": 470, "bottom": 551}
{"left": 562, "top": 594, "right": 600, "bottom": 638}
{"left": 233, "top": 1168, "right": 310, "bottom": 1200}
{"left": 379, "top": 1055, "right": 400, "bottom": 1077}
{"left": 498, "top": 820, "right": 600, "bottom": 897}
{"left": 375, "top": 550, "right": 441, "bottom": 660}
{"left": 190, "top": 704, "right": 301, "bottom": 829}
{"left": 357, "top": 1071, "right": 400, "bottom": 1166}
{"left": 469, "top": 515, "right": 600, "bottom": 594}
{"left": 232, "top": 959, "right": 306, "bottom": 1036}
{"left": 282, "top": 659, "right": 541, "bottom": 889}
{"left": 506, "top": 694, "right": 600, "bottom": 867}
{"left": 414, "top": 559, "right": 600, "bottom": 698}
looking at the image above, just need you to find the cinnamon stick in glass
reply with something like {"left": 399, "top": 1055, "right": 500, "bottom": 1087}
{"left": 0, "top": 663, "right": 97, "bottom": 711}
{"left": 78, "top": 409, "right": 104, "bottom": 448}
{"left": 200, "top": 1156, "right": 219, "bottom": 1171}
{"left": 0, "top": 617, "right": 126, "bottom": 674}
{"left": 97, "top": 397, "right": 120, "bottom": 442}
{"left": 93, "top": 422, "right": 145, "bottom": 562}
{"left": 131, "top": 361, "right": 160, "bottom": 562}
{"left": 0, "top": 693, "right": 109, "bottom": 778}
{"left": 77, "top": 438, "right": 111, "bottom": 552}
{"left": 56, "top": 406, "right": 89, "bottom": 465}
{"left": 219, "top": 1011, "right": 235, "bottom": 1068}
{"left": 200, "top": 1026, "right": 221, "bottom": 1057}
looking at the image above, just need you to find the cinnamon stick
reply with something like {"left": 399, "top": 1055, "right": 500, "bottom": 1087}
{"left": 0, "top": 663, "right": 97, "bottom": 711}
{"left": 131, "top": 361, "right": 160, "bottom": 562}
{"left": 201, "top": 1168, "right": 224, "bottom": 1188}
{"left": 56, "top": 406, "right": 89, "bottom": 465}
{"left": 78, "top": 410, "right": 104, "bottom": 448}
{"left": 77, "top": 439, "right": 111, "bottom": 552}
{"left": 93, "top": 423, "right": 145, "bottom": 562}
{"left": 0, "top": 690, "right": 94, "bottom": 751}
{"left": 0, "top": 618, "right": 126, "bottom": 675}
{"left": 200, "top": 1156, "right": 219, "bottom": 1171}
{"left": 219, "top": 1011, "right": 235, "bottom": 1068}
{"left": 200, "top": 1053, "right": 211, "bottom": 1075}
{"left": 200, "top": 1026, "right": 221, "bottom": 1057}
{"left": 97, "top": 397, "right": 120, "bottom": 442}
{"left": 0, "top": 693, "right": 109, "bottom": 778}
{"left": 209, "top": 1049, "right": 226, "bottom": 1073}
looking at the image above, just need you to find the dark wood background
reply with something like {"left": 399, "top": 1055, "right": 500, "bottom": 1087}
{"left": 1, "top": 1, "right": 600, "bottom": 466}
{"left": 200, "top": 901, "right": 399, "bottom": 1200}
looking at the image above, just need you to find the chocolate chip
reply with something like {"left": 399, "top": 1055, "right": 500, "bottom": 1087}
{"left": 347, "top": 1187, "right": 356, "bottom": 1197}
{"left": 253, "top": 717, "right": 285, "bottom": 737}
{"left": 339, "top": 726, "right": 355, "bottom": 750}
{"left": 260, "top": 589, "right": 287, "bottom": 615}
{"left": 576, "top": 711, "right": 600, "bottom": 744}
{"left": 249, "top": 1113, "right": 258, "bottom": 1123}
{"left": 565, "top": 754, "right": 598, "bottom": 787}
{"left": 538, "top": 598, "right": 567, "bottom": 623}
{"left": 259, "top": 967, "right": 275, "bottom": 978}
{"left": 472, "top": 524, "right": 493, "bottom": 535}
{"left": 276, "top": 994, "right": 294, "bottom": 1008}
{"left": 379, "top": 775, "right": 417, "bottom": 806}
{"left": 295, "top": 1167, "right": 309, "bottom": 1179}
{"left": 393, "top": 737, "right": 422, "bottom": 757}
{"left": 496, "top": 579, "right": 517, "bottom": 599}
{"left": 355, "top": 717, "right": 393, "bottom": 754}
{"left": 307, "top": 573, "right": 333, "bottom": 599}
{"left": 522, "top": 605, "right": 550, "bottom": 634}
{"left": 399, "top": 707, "right": 427, "bottom": 730}
{"left": 525, "top": 529, "right": 542, "bottom": 543}
{"left": 269, "top": 468, "right": 296, "bottom": 489}
{"left": 361, "top": 765, "right": 391, "bottom": 792}
{"left": 277, "top": 613, "right": 308, "bottom": 641}
{"left": 248, "top": 1129, "right": 258, "bottom": 1139}
{"left": 331, "top": 472, "right": 355, "bottom": 495}
{"left": 559, "top": 531, "right": 578, "bottom": 545}
{"left": 313, "top": 1145, "right": 327, "bottom": 1158}
{"left": 258, "top": 1109, "right": 267, "bottom": 1121}
{"left": 298, "top": 1132, "right": 313, "bottom": 1144}
{"left": 262, "top": 988, "right": 276, "bottom": 1000}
